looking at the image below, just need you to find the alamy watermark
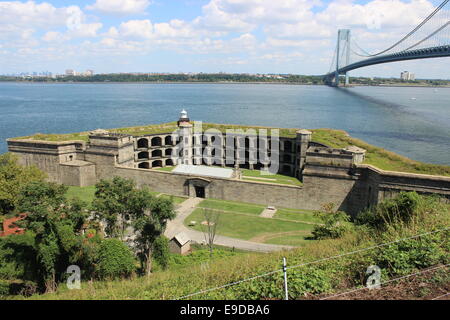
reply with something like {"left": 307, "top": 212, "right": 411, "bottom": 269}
{"left": 66, "top": 265, "right": 81, "bottom": 290}
{"left": 170, "top": 121, "right": 281, "bottom": 175}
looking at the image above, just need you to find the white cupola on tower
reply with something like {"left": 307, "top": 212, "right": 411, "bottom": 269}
{"left": 180, "top": 109, "right": 188, "bottom": 120}
{"left": 178, "top": 109, "right": 190, "bottom": 126}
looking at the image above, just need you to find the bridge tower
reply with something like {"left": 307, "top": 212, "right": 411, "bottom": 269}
{"left": 335, "top": 29, "right": 351, "bottom": 86}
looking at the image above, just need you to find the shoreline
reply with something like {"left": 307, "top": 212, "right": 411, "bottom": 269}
{"left": 1, "top": 80, "right": 450, "bottom": 88}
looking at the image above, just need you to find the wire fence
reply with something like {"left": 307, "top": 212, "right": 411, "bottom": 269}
{"left": 320, "top": 264, "right": 449, "bottom": 300}
{"left": 431, "top": 292, "right": 450, "bottom": 300}
{"left": 175, "top": 227, "right": 449, "bottom": 300}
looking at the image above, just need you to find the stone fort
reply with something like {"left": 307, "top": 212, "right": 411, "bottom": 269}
{"left": 7, "top": 110, "right": 450, "bottom": 215}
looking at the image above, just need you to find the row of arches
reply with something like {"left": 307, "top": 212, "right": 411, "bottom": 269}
{"left": 137, "top": 136, "right": 174, "bottom": 149}
{"left": 137, "top": 136, "right": 296, "bottom": 154}
{"left": 138, "top": 159, "right": 175, "bottom": 169}
{"left": 137, "top": 149, "right": 173, "bottom": 160}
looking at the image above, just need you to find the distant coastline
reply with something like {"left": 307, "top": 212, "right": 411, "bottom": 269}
{"left": 1, "top": 73, "right": 449, "bottom": 87}
{"left": 1, "top": 80, "right": 450, "bottom": 88}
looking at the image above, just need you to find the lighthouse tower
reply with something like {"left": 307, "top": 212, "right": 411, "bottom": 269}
{"left": 176, "top": 109, "right": 193, "bottom": 165}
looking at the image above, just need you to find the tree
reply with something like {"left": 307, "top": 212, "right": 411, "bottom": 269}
{"left": 0, "top": 153, "right": 46, "bottom": 214}
{"left": 92, "top": 177, "right": 137, "bottom": 240}
{"left": 16, "top": 181, "right": 89, "bottom": 292}
{"left": 97, "top": 238, "right": 136, "bottom": 280}
{"left": 200, "top": 208, "right": 220, "bottom": 258}
{"left": 92, "top": 177, "right": 176, "bottom": 276}
{"left": 131, "top": 190, "right": 176, "bottom": 276}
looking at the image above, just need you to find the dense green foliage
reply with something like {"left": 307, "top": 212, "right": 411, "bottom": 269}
{"left": 14, "top": 182, "right": 91, "bottom": 292}
{"left": 311, "top": 204, "right": 351, "bottom": 240}
{"left": 152, "top": 236, "right": 170, "bottom": 270}
{"left": 0, "top": 153, "right": 46, "bottom": 214}
{"left": 93, "top": 177, "right": 137, "bottom": 239}
{"left": 97, "top": 239, "right": 136, "bottom": 280}
{"left": 0, "top": 157, "right": 177, "bottom": 295}
{"left": 15, "top": 192, "right": 448, "bottom": 300}
{"left": 355, "top": 192, "right": 421, "bottom": 229}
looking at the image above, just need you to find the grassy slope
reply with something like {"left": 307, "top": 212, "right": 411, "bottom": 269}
{"left": 23, "top": 195, "right": 449, "bottom": 300}
{"left": 311, "top": 129, "right": 450, "bottom": 176}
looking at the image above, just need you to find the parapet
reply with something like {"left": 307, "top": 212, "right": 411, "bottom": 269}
{"left": 306, "top": 145, "right": 366, "bottom": 167}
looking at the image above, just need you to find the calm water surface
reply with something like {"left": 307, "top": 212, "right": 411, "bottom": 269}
{"left": 0, "top": 82, "right": 449, "bottom": 165}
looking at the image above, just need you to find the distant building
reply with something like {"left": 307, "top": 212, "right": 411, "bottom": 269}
{"left": 65, "top": 69, "right": 75, "bottom": 76}
{"left": 84, "top": 70, "right": 94, "bottom": 76}
{"left": 401, "top": 71, "right": 415, "bottom": 81}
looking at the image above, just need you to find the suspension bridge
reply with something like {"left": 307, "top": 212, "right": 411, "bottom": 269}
{"left": 324, "top": 0, "right": 450, "bottom": 86}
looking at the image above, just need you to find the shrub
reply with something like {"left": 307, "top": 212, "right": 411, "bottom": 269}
{"left": 97, "top": 239, "right": 136, "bottom": 280}
{"left": 374, "top": 233, "right": 448, "bottom": 276}
{"left": 0, "top": 280, "right": 9, "bottom": 296}
{"left": 152, "top": 236, "right": 170, "bottom": 271}
{"left": 311, "top": 204, "right": 351, "bottom": 240}
{"left": 356, "top": 192, "right": 421, "bottom": 229}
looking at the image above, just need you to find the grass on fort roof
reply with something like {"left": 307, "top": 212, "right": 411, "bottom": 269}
{"left": 311, "top": 129, "right": 450, "bottom": 177}
{"left": 12, "top": 122, "right": 297, "bottom": 142}
{"left": 241, "top": 169, "right": 303, "bottom": 186}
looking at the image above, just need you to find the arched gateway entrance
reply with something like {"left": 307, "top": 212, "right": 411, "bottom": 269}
{"left": 185, "top": 178, "right": 210, "bottom": 199}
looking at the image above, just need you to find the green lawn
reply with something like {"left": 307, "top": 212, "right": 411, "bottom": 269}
{"left": 65, "top": 186, "right": 169, "bottom": 204}
{"left": 274, "top": 208, "right": 321, "bottom": 224}
{"left": 241, "top": 169, "right": 302, "bottom": 186}
{"left": 158, "top": 194, "right": 188, "bottom": 205}
{"left": 185, "top": 208, "right": 314, "bottom": 246}
{"left": 198, "top": 198, "right": 265, "bottom": 215}
{"left": 154, "top": 166, "right": 175, "bottom": 172}
{"left": 65, "top": 186, "right": 96, "bottom": 204}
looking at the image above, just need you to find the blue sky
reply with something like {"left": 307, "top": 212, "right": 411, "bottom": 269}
{"left": 0, "top": 0, "right": 449, "bottom": 78}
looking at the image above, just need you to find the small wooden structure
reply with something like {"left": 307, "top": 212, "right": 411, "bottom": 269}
{"left": 169, "top": 232, "right": 191, "bottom": 255}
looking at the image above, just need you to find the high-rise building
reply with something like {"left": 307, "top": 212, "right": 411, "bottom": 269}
{"left": 401, "top": 71, "right": 415, "bottom": 81}
{"left": 65, "top": 69, "right": 75, "bottom": 76}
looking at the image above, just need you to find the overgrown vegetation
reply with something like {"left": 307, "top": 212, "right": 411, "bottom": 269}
{"left": 311, "top": 129, "right": 450, "bottom": 176}
{"left": 0, "top": 156, "right": 177, "bottom": 295}
{"left": 12, "top": 191, "right": 447, "bottom": 300}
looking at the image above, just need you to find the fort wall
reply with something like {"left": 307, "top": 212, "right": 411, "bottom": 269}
{"left": 6, "top": 123, "right": 450, "bottom": 215}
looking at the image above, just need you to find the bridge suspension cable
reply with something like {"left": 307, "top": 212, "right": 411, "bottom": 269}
{"left": 352, "top": 0, "right": 450, "bottom": 57}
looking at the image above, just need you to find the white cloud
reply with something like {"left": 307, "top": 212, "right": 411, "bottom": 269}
{"left": 116, "top": 20, "right": 154, "bottom": 39}
{"left": 87, "top": 0, "right": 150, "bottom": 15}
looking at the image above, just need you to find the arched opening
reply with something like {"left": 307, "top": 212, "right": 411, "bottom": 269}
{"left": 151, "top": 137, "right": 162, "bottom": 147}
{"left": 152, "top": 150, "right": 163, "bottom": 158}
{"left": 166, "top": 159, "right": 174, "bottom": 166}
{"left": 284, "top": 141, "right": 292, "bottom": 152}
{"left": 283, "top": 154, "right": 291, "bottom": 163}
{"left": 165, "top": 136, "right": 173, "bottom": 146}
{"left": 138, "top": 151, "right": 149, "bottom": 160}
{"left": 138, "top": 162, "right": 150, "bottom": 169}
{"left": 282, "top": 165, "right": 292, "bottom": 175}
{"left": 152, "top": 160, "right": 163, "bottom": 168}
{"left": 137, "top": 138, "right": 149, "bottom": 149}
{"left": 165, "top": 149, "right": 173, "bottom": 156}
